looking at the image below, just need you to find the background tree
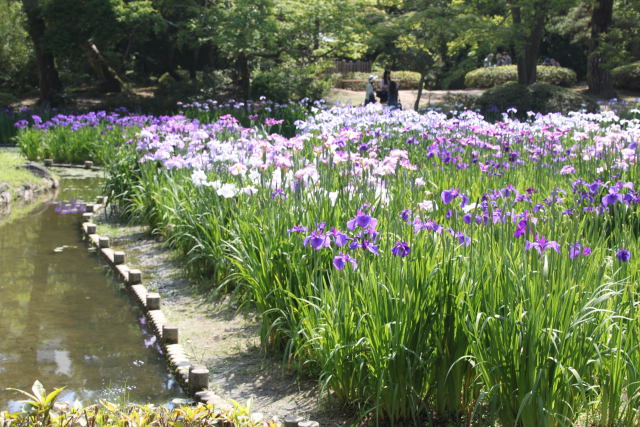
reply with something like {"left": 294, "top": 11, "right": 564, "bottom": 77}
{"left": 587, "top": 0, "right": 616, "bottom": 96}
{"left": 21, "top": 0, "right": 62, "bottom": 104}
{"left": 0, "top": 0, "right": 35, "bottom": 95}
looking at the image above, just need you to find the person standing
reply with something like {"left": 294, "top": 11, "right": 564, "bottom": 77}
{"left": 379, "top": 70, "right": 391, "bottom": 103}
{"left": 365, "top": 75, "right": 376, "bottom": 105}
{"left": 483, "top": 53, "right": 494, "bottom": 67}
{"left": 387, "top": 80, "right": 400, "bottom": 110}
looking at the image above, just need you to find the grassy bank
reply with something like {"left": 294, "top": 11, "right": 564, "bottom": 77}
{"left": 0, "top": 151, "right": 42, "bottom": 194}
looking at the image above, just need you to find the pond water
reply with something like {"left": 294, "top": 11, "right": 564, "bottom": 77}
{"left": 0, "top": 173, "right": 181, "bottom": 411}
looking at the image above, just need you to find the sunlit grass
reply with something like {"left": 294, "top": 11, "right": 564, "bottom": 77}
{"left": 0, "top": 151, "right": 43, "bottom": 190}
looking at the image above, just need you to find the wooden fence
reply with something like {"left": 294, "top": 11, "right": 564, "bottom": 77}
{"left": 331, "top": 60, "right": 372, "bottom": 74}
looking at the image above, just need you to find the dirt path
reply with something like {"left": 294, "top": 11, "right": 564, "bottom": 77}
{"left": 94, "top": 213, "right": 354, "bottom": 426}
{"left": 327, "top": 88, "right": 485, "bottom": 109}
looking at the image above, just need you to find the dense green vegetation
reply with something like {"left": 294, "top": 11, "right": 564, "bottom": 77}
{"left": 12, "top": 101, "right": 640, "bottom": 424}
{"left": 465, "top": 65, "right": 577, "bottom": 88}
{"left": 1, "top": 0, "right": 639, "bottom": 110}
{"left": 612, "top": 60, "right": 640, "bottom": 90}
{"left": 475, "top": 82, "right": 598, "bottom": 118}
{"left": 1, "top": 381, "right": 265, "bottom": 426}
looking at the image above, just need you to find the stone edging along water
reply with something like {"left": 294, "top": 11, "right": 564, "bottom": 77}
{"left": 79, "top": 197, "right": 320, "bottom": 427}
{"left": 80, "top": 199, "right": 215, "bottom": 403}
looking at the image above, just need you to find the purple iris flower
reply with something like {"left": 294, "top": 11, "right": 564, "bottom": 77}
{"left": 347, "top": 210, "right": 378, "bottom": 231}
{"left": 514, "top": 219, "right": 527, "bottom": 238}
{"left": 391, "top": 241, "right": 410, "bottom": 257}
{"left": 569, "top": 243, "right": 592, "bottom": 259}
{"left": 349, "top": 241, "right": 362, "bottom": 250}
{"left": 400, "top": 209, "right": 413, "bottom": 222}
{"left": 463, "top": 214, "right": 472, "bottom": 225}
{"left": 271, "top": 188, "right": 288, "bottom": 199}
{"left": 602, "top": 192, "right": 621, "bottom": 206}
{"left": 333, "top": 253, "right": 357, "bottom": 271}
{"left": 455, "top": 232, "right": 471, "bottom": 247}
{"left": 14, "top": 119, "right": 28, "bottom": 129}
{"left": 525, "top": 234, "right": 560, "bottom": 255}
{"left": 362, "top": 240, "right": 379, "bottom": 255}
{"left": 303, "top": 231, "right": 330, "bottom": 250}
{"left": 287, "top": 225, "right": 308, "bottom": 233}
{"left": 616, "top": 249, "right": 631, "bottom": 262}
{"left": 329, "top": 228, "right": 351, "bottom": 247}
{"left": 441, "top": 189, "right": 458, "bottom": 204}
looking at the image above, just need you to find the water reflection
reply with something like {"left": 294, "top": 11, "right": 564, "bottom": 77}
{"left": 0, "top": 177, "right": 180, "bottom": 410}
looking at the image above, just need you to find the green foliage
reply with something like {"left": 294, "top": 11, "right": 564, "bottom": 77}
{"left": 611, "top": 61, "right": 640, "bottom": 91}
{"left": 5, "top": 380, "right": 65, "bottom": 424}
{"left": 16, "top": 118, "right": 141, "bottom": 165}
{"left": 475, "top": 82, "right": 598, "bottom": 118}
{"left": 0, "top": 0, "right": 35, "bottom": 91}
{"left": 465, "top": 65, "right": 577, "bottom": 88}
{"left": 251, "top": 65, "right": 331, "bottom": 104}
{"left": 2, "top": 380, "right": 268, "bottom": 426}
{"left": 439, "top": 57, "right": 477, "bottom": 90}
{"left": 334, "top": 71, "right": 423, "bottom": 90}
{"left": 19, "top": 106, "right": 640, "bottom": 424}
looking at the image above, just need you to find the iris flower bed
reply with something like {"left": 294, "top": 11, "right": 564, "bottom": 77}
{"left": 16, "top": 103, "right": 640, "bottom": 425}
{"left": 177, "top": 97, "right": 321, "bottom": 138}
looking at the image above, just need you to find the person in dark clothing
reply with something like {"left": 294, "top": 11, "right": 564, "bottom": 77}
{"left": 387, "top": 80, "right": 400, "bottom": 110}
{"left": 377, "top": 70, "right": 391, "bottom": 103}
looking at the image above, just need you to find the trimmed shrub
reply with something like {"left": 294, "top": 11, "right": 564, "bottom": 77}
{"left": 465, "top": 65, "right": 577, "bottom": 88}
{"left": 611, "top": 61, "right": 640, "bottom": 91}
{"left": 334, "top": 71, "right": 422, "bottom": 90}
{"left": 252, "top": 66, "right": 331, "bottom": 103}
{"left": 475, "top": 82, "right": 598, "bottom": 119}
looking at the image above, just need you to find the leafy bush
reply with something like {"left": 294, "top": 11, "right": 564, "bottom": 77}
{"left": 334, "top": 71, "right": 422, "bottom": 90}
{"left": 611, "top": 61, "right": 640, "bottom": 91}
{"left": 439, "top": 57, "right": 477, "bottom": 90}
{"left": 251, "top": 65, "right": 331, "bottom": 103}
{"left": 465, "top": 65, "right": 577, "bottom": 88}
{"left": 0, "top": 0, "right": 36, "bottom": 91}
{"left": 475, "top": 82, "right": 598, "bottom": 118}
{"left": 2, "top": 380, "right": 268, "bottom": 426}
{"left": 150, "top": 70, "right": 232, "bottom": 114}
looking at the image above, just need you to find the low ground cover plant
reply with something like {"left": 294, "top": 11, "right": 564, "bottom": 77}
{"left": 465, "top": 65, "right": 577, "bottom": 88}
{"left": 2, "top": 380, "right": 267, "bottom": 426}
{"left": 611, "top": 61, "right": 640, "bottom": 91}
{"left": 475, "top": 82, "right": 598, "bottom": 119}
{"left": 15, "top": 103, "right": 640, "bottom": 425}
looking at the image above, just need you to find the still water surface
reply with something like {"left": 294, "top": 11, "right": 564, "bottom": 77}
{"left": 0, "top": 174, "right": 180, "bottom": 410}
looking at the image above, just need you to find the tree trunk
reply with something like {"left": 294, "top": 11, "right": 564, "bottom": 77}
{"left": 237, "top": 52, "right": 251, "bottom": 100}
{"left": 587, "top": 0, "right": 616, "bottom": 98}
{"left": 512, "top": 2, "right": 546, "bottom": 85}
{"left": 79, "top": 40, "right": 125, "bottom": 93}
{"left": 189, "top": 46, "right": 200, "bottom": 80}
{"left": 313, "top": 18, "right": 320, "bottom": 50}
{"left": 414, "top": 73, "right": 426, "bottom": 110}
{"left": 21, "top": 0, "right": 62, "bottom": 105}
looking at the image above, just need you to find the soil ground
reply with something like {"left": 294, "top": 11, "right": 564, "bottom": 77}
{"left": 327, "top": 88, "right": 485, "bottom": 109}
{"left": 326, "top": 86, "right": 640, "bottom": 109}
{"left": 94, "top": 212, "right": 356, "bottom": 426}
{"left": 10, "top": 84, "right": 640, "bottom": 113}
